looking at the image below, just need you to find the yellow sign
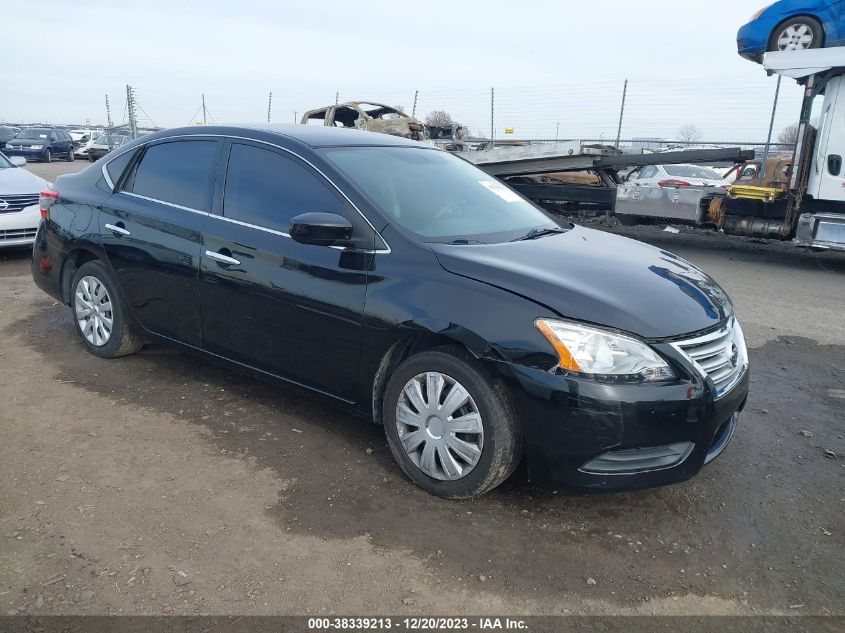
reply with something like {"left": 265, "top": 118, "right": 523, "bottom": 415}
{"left": 504, "top": 128, "right": 514, "bottom": 134}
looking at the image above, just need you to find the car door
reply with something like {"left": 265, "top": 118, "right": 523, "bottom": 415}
{"left": 199, "top": 140, "right": 375, "bottom": 398}
{"left": 808, "top": 76, "right": 845, "bottom": 201}
{"left": 49, "top": 130, "right": 60, "bottom": 155}
{"left": 99, "top": 137, "right": 222, "bottom": 347}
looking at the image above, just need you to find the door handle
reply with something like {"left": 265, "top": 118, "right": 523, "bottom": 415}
{"left": 104, "top": 223, "right": 131, "bottom": 237}
{"left": 205, "top": 250, "right": 240, "bottom": 266}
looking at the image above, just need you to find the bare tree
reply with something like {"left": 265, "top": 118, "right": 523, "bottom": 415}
{"left": 425, "top": 110, "right": 453, "bottom": 127}
{"left": 677, "top": 124, "right": 703, "bottom": 143}
{"left": 777, "top": 123, "right": 800, "bottom": 145}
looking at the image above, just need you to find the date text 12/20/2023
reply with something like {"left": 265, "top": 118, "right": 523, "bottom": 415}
{"left": 307, "top": 617, "right": 529, "bottom": 630}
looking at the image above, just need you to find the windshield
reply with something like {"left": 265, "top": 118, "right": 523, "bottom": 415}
{"left": 663, "top": 165, "right": 723, "bottom": 179}
{"left": 17, "top": 128, "right": 50, "bottom": 140}
{"left": 99, "top": 134, "right": 127, "bottom": 146}
{"left": 320, "top": 147, "right": 559, "bottom": 243}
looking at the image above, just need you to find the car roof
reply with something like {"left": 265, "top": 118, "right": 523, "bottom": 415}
{"left": 140, "top": 123, "right": 425, "bottom": 150}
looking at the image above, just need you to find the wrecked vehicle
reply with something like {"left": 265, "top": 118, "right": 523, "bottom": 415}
{"left": 301, "top": 101, "right": 426, "bottom": 141}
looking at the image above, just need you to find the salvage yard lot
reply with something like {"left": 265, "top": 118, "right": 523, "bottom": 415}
{"left": 0, "top": 161, "right": 843, "bottom": 616}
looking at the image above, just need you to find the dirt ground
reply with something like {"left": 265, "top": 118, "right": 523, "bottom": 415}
{"left": 0, "top": 162, "right": 843, "bottom": 617}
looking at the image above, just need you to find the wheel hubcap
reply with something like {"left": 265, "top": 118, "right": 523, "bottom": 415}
{"left": 778, "top": 24, "right": 814, "bottom": 50}
{"left": 395, "top": 372, "right": 484, "bottom": 481}
{"left": 74, "top": 275, "right": 114, "bottom": 347}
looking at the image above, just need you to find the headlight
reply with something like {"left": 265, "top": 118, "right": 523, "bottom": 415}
{"left": 30, "top": 144, "right": 43, "bottom": 150}
{"left": 750, "top": 3, "right": 772, "bottom": 20}
{"left": 535, "top": 318, "right": 676, "bottom": 382}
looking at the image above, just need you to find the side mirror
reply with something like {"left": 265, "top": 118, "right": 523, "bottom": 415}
{"left": 289, "top": 212, "right": 353, "bottom": 246}
{"left": 9, "top": 156, "right": 26, "bottom": 167}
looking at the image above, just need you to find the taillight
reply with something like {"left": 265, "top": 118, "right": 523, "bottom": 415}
{"left": 39, "top": 190, "right": 59, "bottom": 220}
{"left": 658, "top": 179, "right": 691, "bottom": 187}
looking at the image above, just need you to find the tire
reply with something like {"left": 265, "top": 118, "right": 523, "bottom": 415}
{"left": 42, "top": 149, "right": 51, "bottom": 163}
{"left": 89, "top": 153, "right": 95, "bottom": 162}
{"left": 383, "top": 347, "right": 522, "bottom": 499}
{"left": 768, "top": 16, "right": 824, "bottom": 52}
{"left": 617, "top": 214, "right": 640, "bottom": 226}
{"left": 67, "top": 147, "right": 75, "bottom": 162}
{"left": 71, "top": 260, "right": 143, "bottom": 358}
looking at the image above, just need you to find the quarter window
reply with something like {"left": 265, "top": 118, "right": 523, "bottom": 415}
{"left": 125, "top": 140, "right": 219, "bottom": 211}
{"left": 222, "top": 143, "right": 347, "bottom": 233}
{"left": 106, "top": 149, "right": 137, "bottom": 186}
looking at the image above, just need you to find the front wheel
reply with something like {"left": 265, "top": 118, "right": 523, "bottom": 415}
{"left": 383, "top": 348, "right": 522, "bottom": 499}
{"left": 71, "top": 260, "right": 143, "bottom": 358}
{"left": 769, "top": 17, "right": 824, "bottom": 52}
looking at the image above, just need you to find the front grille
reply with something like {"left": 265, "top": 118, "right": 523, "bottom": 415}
{"left": 0, "top": 194, "right": 39, "bottom": 214}
{"left": 672, "top": 317, "right": 747, "bottom": 398}
{"left": 0, "top": 228, "right": 37, "bottom": 240}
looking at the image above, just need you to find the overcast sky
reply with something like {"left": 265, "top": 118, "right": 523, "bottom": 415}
{"left": 1, "top": 0, "right": 808, "bottom": 141}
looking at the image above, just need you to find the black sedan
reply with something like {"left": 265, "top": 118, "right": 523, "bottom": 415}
{"left": 31, "top": 125, "right": 749, "bottom": 498}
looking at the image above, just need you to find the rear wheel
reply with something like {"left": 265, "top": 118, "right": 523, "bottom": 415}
{"left": 42, "top": 149, "right": 51, "bottom": 163}
{"left": 768, "top": 17, "right": 824, "bottom": 52}
{"left": 71, "top": 260, "right": 143, "bottom": 358}
{"left": 67, "top": 147, "right": 75, "bottom": 162}
{"left": 383, "top": 347, "right": 521, "bottom": 499}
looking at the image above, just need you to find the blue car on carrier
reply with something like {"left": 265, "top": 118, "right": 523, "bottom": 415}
{"left": 737, "top": 0, "right": 845, "bottom": 61}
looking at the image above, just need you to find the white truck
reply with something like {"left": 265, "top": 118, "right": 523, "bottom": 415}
{"left": 767, "top": 48, "right": 845, "bottom": 251}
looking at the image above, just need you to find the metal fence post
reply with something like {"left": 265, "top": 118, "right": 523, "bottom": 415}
{"left": 490, "top": 87, "right": 494, "bottom": 150}
{"left": 615, "top": 79, "right": 628, "bottom": 149}
{"left": 761, "top": 75, "right": 782, "bottom": 168}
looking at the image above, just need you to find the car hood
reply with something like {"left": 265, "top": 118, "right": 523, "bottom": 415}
{"left": 0, "top": 166, "right": 48, "bottom": 194}
{"left": 430, "top": 225, "right": 732, "bottom": 339}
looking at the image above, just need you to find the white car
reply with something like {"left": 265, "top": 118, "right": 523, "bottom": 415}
{"left": 0, "top": 152, "right": 48, "bottom": 249}
{"left": 70, "top": 129, "right": 103, "bottom": 159}
{"left": 629, "top": 163, "right": 728, "bottom": 188}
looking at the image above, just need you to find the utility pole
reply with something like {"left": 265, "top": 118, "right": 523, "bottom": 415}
{"left": 202, "top": 93, "right": 207, "bottom": 125}
{"left": 267, "top": 91, "right": 272, "bottom": 123}
{"left": 555, "top": 121, "right": 559, "bottom": 141}
{"left": 126, "top": 85, "right": 137, "bottom": 139}
{"left": 412, "top": 90, "right": 418, "bottom": 117}
{"left": 615, "top": 79, "right": 628, "bottom": 149}
{"left": 335, "top": 91, "right": 339, "bottom": 105}
{"left": 105, "top": 94, "right": 113, "bottom": 127}
{"left": 761, "top": 75, "right": 782, "bottom": 168}
{"left": 293, "top": 111, "right": 298, "bottom": 123}
{"left": 490, "top": 87, "right": 494, "bottom": 150}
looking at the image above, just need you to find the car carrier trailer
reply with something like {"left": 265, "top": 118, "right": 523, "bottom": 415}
{"left": 458, "top": 143, "right": 754, "bottom": 208}
{"left": 616, "top": 47, "right": 845, "bottom": 252}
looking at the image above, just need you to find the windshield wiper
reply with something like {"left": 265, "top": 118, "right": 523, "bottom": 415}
{"left": 511, "top": 227, "right": 567, "bottom": 242}
{"left": 447, "top": 238, "right": 486, "bottom": 245}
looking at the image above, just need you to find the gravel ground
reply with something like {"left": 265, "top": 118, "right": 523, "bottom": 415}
{"left": 0, "top": 161, "right": 843, "bottom": 617}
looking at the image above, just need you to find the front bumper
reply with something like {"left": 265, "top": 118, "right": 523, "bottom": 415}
{"left": 736, "top": 21, "right": 766, "bottom": 62}
{"left": 4, "top": 147, "right": 46, "bottom": 161}
{"left": 494, "top": 347, "right": 749, "bottom": 491}
{"left": 0, "top": 204, "right": 39, "bottom": 248}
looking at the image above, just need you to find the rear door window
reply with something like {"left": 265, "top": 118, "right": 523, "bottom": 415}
{"left": 222, "top": 142, "right": 347, "bottom": 233}
{"left": 124, "top": 140, "right": 220, "bottom": 211}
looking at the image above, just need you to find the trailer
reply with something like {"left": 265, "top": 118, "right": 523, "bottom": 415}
{"left": 616, "top": 47, "right": 845, "bottom": 252}
{"left": 457, "top": 143, "right": 754, "bottom": 208}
